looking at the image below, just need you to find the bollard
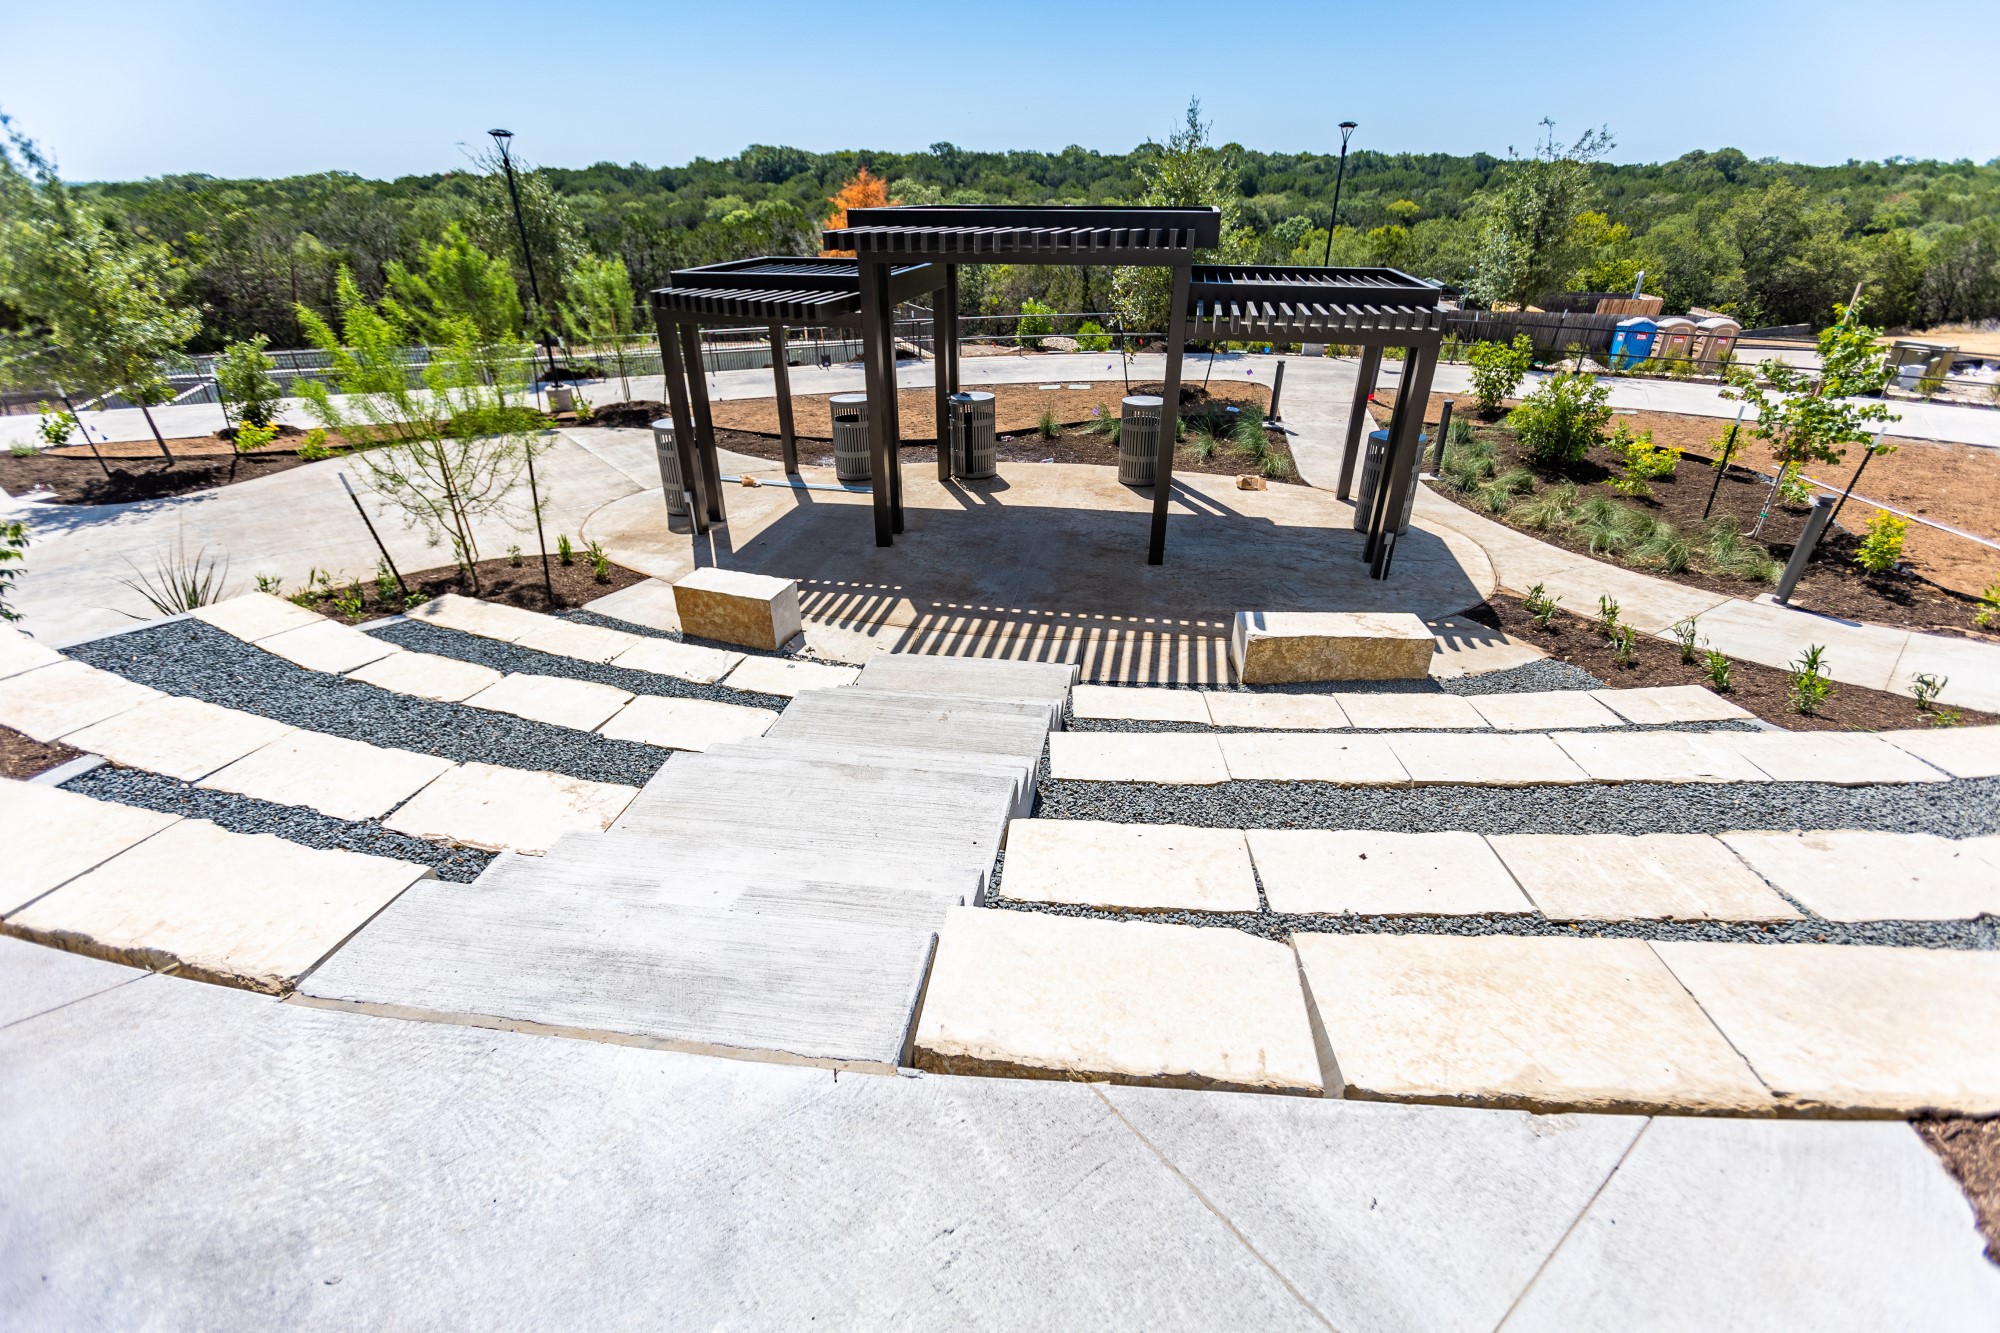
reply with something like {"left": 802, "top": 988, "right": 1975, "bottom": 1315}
{"left": 1774, "top": 494, "right": 1835, "bottom": 604}
{"left": 1267, "top": 360, "right": 1286, "bottom": 422}
{"left": 1429, "top": 399, "right": 1453, "bottom": 474}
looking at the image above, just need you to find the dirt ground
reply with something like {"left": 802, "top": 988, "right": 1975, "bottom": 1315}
{"left": 1471, "top": 594, "right": 1993, "bottom": 731}
{"left": 1385, "top": 390, "right": 2000, "bottom": 600}
{"left": 290, "top": 554, "right": 649, "bottom": 624}
{"left": 0, "top": 725, "right": 81, "bottom": 780}
{"left": 1916, "top": 1118, "right": 2000, "bottom": 1264}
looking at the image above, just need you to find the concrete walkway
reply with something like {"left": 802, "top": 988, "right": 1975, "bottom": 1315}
{"left": 5, "top": 939, "right": 1994, "bottom": 1330}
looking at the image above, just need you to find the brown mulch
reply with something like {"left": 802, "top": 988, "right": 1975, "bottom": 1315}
{"left": 291, "top": 553, "right": 648, "bottom": 624}
{"left": 1469, "top": 593, "right": 1996, "bottom": 732}
{"left": 1, "top": 446, "right": 316, "bottom": 505}
{"left": 0, "top": 725, "right": 81, "bottom": 780}
{"left": 1916, "top": 1118, "right": 2000, "bottom": 1265}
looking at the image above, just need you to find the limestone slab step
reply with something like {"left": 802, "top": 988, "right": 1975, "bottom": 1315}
{"left": 344, "top": 649, "right": 504, "bottom": 702}
{"left": 509, "top": 617, "right": 645, "bottom": 664}
{"left": 705, "top": 736, "right": 1034, "bottom": 817}
{"left": 1548, "top": 730, "right": 1767, "bottom": 784}
{"left": 6, "top": 819, "right": 431, "bottom": 992}
{"left": 1878, "top": 725, "right": 2000, "bottom": 780}
{"left": 1201, "top": 692, "right": 1353, "bottom": 731}
{"left": 1384, "top": 733, "right": 1589, "bottom": 787}
{"left": 0, "top": 661, "right": 161, "bottom": 743}
{"left": 1336, "top": 692, "right": 1486, "bottom": 731}
{"left": 1248, "top": 830, "right": 1533, "bottom": 916}
{"left": 596, "top": 694, "right": 778, "bottom": 751}
{"left": 62, "top": 696, "right": 295, "bottom": 782}
{"left": 998, "top": 820, "right": 1260, "bottom": 913}
{"left": 257, "top": 620, "right": 402, "bottom": 674}
{"left": 1489, "top": 833, "right": 1802, "bottom": 922}
{"left": 199, "top": 730, "right": 456, "bottom": 822}
{"left": 605, "top": 635, "right": 744, "bottom": 685}
{"left": 405, "top": 593, "right": 550, "bottom": 643}
{"left": 718, "top": 656, "right": 861, "bottom": 698}
{"left": 462, "top": 673, "right": 633, "bottom": 732}
{"left": 1588, "top": 684, "right": 1753, "bottom": 726}
{"left": 0, "top": 780, "right": 181, "bottom": 916}
{"left": 1047, "top": 733, "right": 1229, "bottom": 785}
{"left": 296, "top": 866, "right": 937, "bottom": 1072}
{"left": 1718, "top": 830, "right": 2000, "bottom": 922}
{"left": 1467, "top": 691, "right": 1623, "bottom": 732}
{"left": 0, "top": 625, "right": 63, "bottom": 681}
{"left": 189, "top": 592, "right": 324, "bottom": 643}
{"left": 1219, "top": 732, "right": 1408, "bottom": 784}
{"left": 1070, "top": 684, "right": 1208, "bottom": 725}
{"left": 381, "top": 762, "right": 637, "bottom": 854}
{"left": 913, "top": 907, "right": 1324, "bottom": 1094}
{"left": 1724, "top": 731, "right": 1952, "bottom": 786}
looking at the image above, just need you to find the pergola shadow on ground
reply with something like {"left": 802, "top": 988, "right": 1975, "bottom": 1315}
{"left": 586, "top": 458, "right": 1489, "bottom": 684}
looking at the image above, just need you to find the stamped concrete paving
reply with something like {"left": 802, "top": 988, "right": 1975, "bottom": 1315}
{"left": 62, "top": 695, "right": 294, "bottom": 782}
{"left": 915, "top": 907, "right": 1323, "bottom": 1094}
{"left": 0, "top": 935, "right": 149, "bottom": 1027}
{"left": 1249, "top": 830, "right": 1534, "bottom": 916}
{"left": 0, "top": 780, "right": 179, "bottom": 916}
{"left": 1489, "top": 833, "right": 1802, "bottom": 922}
{"left": 999, "top": 819, "right": 1259, "bottom": 913}
{"left": 1293, "top": 934, "right": 1773, "bottom": 1115}
{"left": 6, "top": 821, "right": 430, "bottom": 991}
{"left": 1656, "top": 942, "right": 2000, "bottom": 1115}
{"left": 1720, "top": 830, "right": 2000, "bottom": 922}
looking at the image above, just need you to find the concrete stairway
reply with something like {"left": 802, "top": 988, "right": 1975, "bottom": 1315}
{"left": 300, "top": 655, "right": 1067, "bottom": 1070}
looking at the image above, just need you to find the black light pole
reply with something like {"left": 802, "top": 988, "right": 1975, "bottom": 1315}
{"left": 1321, "top": 121, "right": 1359, "bottom": 266}
{"left": 489, "top": 129, "right": 559, "bottom": 380}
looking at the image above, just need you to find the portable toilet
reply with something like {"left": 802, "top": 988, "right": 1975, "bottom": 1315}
{"left": 1694, "top": 316, "right": 1740, "bottom": 370}
{"left": 1655, "top": 316, "right": 1696, "bottom": 361}
{"left": 1609, "top": 316, "right": 1658, "bottom": 369}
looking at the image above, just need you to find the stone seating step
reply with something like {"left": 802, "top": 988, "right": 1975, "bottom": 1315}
{"left": 769, "top": 688, "right": 1052, "bottom": 773}
{"left": 834, "top": 683, "right": 1063, "bottom": 731}
{"left": 856, "top": 655, "right": 1076, "bottom": 724}
{"left": 705, "top": 736, "right": 1036, "bottom": 817}
{"left": 601, "top": 808, "right": 998, "bottom": 900}
{"left": 296, "top": 854, "right": 940, "bottom": 1072}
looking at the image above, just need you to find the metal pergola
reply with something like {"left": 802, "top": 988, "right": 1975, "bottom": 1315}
{"left": 648, "top": 256, "right": 941, "bottom": 533}
{"left": 822, "top": 205, "right": 1222, "bottom": 563}
{"left": 1184, "top": 264, "right": 1445, "bottom": 578}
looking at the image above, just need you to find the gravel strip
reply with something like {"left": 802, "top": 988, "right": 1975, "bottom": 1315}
{"left": 369, "top": 619, "right": 791, "bottom": 711}
{"left": 67, "top": 620, "right": 672, "bottom": 787}
{"left": 560, "top": 608, "right": 860, "bottom": 668}
{"left": 985, "top": 847, "right": 1998, "bottom": 950}
{"left": 61, "top": 765, "right": 493, "bottom": 883}
{"left": 1036, "top": 774, "right": 2000, "bottom": 839}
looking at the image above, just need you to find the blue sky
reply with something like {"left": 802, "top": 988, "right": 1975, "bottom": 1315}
{"left": 9, "top": 0, "right": 1997, "bottom": 181}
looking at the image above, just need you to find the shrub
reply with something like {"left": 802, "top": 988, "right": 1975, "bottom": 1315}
{"left": 216, "top": 334, "right": 283, "bottom": 428}
{"left": 557, "top": 534, "right": 575, "bottom": 566}
{"left": 1036, "top": 407, "right": 1060, "bottom": 440}
{"left": 1508, "top": 372, "right": 1612, "bottom": 469}
{"left": 1609, "top": 624, "right": 1638, "bottom": 667}
{"left": 373, "top": 563, "right": 400, "bottom": 603}
{"left": 1704, "top": 649, "right": 1733, "bottom": 691}
{"left": 1466, "top": 334, "right": 1533, "bottom": 414}
{"left": 1911, "top": 672, "right": 1948, "bottom": 711}
{"left": 1522, "top": 582, "right": 1560, "bottom": 627}
{"left": 1597, "top": 594, "right": 1621, "bottom": 637}
{"left": 1853, "top": 511, "right": 1907, "bottom": 575}
{"left": 586, "top": 539, "right": 612, "bottom": 584}
{"left": 1606, "top": 423, "right": 1681, "bottom": 498}
{"left": 36, "top": 405, "right": 75, "bottom": 447}
{"left": 1977, "top": 581, "right": 2000, "bottom": 628}
{"left": 8, "top": 443, "right": 34, "bottom": 458}
{"left": 507, "top": 544, "right": 523, "bottom": 567}
{"left": 232, "top": 419, "right": 280, "bottom": 454}
{"left": 296, "top": 427, "right": 335, "bottom": 461}
{"left": 115, "top": 539, "right": 229, "bottom": 616}
{"left": 1074, "top": 320, "right": 1112, "bottom": 353}
{"left": 1017, "top": 298, "right": 1054, "bottom": 350}
{"left": 1671, "top": 616, "right": 1701, "bottom": 663}
{"left": 1775, "top": 463, "right": 1814, "bottom": 507}
{"left": 1788, "top": 644, "right": 1834, "bottom": 715}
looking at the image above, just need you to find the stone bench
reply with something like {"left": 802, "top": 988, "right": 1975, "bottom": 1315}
{"left": 1231, "top": 611, "right": 1433, "bottom": 684}
{"left": 673, "top": 568, "right": 802, "bottom": 652}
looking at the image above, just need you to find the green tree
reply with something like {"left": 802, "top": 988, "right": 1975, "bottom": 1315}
{"left": 1722, "top": 302, "right": 1899, "bottom": 535}
{"left": 215, "top": 333, "right": 283, "bottom": 429}
{"left": 1509, "top": 371, "right": 1613, "bottom": 467}
{"left": 560, "top": 253, "right": 641, "bottom": 400}
{"left": 384, "top": 222, "right": 523, "bottom": 345}
{"left": 0, "top": 119, "right": 200, "bottom": 459}
{"left": 0, "top": 519, "right": 26, "bottom": 623}
{"left": 467, "top": 150, "right": 586, "bottom": 332}
{"left": 1112, "top": 99, "right": 1250, "bottom": 333}
{"left": 295, "top": 268, "right": 545, "bottom": 592}
{"left": 1724, "top": 181, "right": 1857, "bottom": 326}
{"left": 1467, "top": 334, "right": 1534, "bottom": 414}
{"left": 1469, "top": 122, "right": 1613, "bottom": 309}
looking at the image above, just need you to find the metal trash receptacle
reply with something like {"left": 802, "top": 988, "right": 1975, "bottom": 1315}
{"left": 1118, "top": 394, "right": 1165, "bottom": 487}
{"left": 830, "top": 393, "right": 870, "bottom": 484}
{"left": 650, "top": 418, "right": 686, "bottom": 516}
{"left": 951, "top": 391, "right": 997, "bottom": 479}
{"left": 1351, "top": 428, "right": 1428, "bottom": 535}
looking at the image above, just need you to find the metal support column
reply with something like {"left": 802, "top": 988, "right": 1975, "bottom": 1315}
{"left": 1338, "top": 345, "right": 1383, "bottom": 501}
{"left": 858, "top": 259, "right": 895, "bottom": 546}
{"left": 933, "top": 299, "right": 953, "bottom": 484}
{"left": 679, "top": 322, "right": 726, "bottom": 524}
{"left": 1368, "top": 344, "right": 1438, "bottom": 579}
{"left": 652, "top": 309, "right": 709, "bottom": 534}
{"left": 769, "top": 324, "right": 797, "bottom": 474}
{"left": 1147, "top": 263, "right": 1194, "bottom": 565}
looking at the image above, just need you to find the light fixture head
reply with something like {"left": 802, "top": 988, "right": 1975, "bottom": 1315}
{"left": 488, "top": 128, "right": 513, "bottom": 142}
{"left": 1339, "top": 121, "right": 1358, "bottom": 130}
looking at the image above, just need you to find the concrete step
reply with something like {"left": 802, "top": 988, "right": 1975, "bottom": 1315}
{"left": 705, "top": 736, "right": 1036, "bottom": 817}
{"left": 856, "top": 655, "right": 1076, "bottom": 725}
{"left": 641, "top": 751, "right": 1015, "bottom": 849}
{"left": 770, "top": 688, "right": 1052, "bottom": 771}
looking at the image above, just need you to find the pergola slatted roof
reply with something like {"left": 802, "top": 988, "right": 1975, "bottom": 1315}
{"left": 824, "top": 205, "right": 1223, "bottom": 263}
{"left": 651, "top": 285, "right": 865, "bottom": 325}
{"left": 1184, "top": 265, "right": 1446, "bottom": 346}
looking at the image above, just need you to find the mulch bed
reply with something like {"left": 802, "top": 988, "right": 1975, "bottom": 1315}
{"left": 0, "top": 725, "right": 81, "bottom": 780}
{"left": 1, "top": 445, "right": 317, "bottom": 505}
{"left": 1420, "top": 413, "right": 1996, "bottom": 639}
{"left": 291, "top": 554, "right": 649, "bottom": 624}
{"left": 1469, "top": 593, "right": 1996, "bottom": 732}
{"left": 1917, "top": 1118, "right": 2000, "bottom": 1264}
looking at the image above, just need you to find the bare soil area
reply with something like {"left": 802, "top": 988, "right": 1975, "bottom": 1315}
{"left": 0, "top": 725, "right": 81, "bottom": 780}
{"left": 1917, "top": 1118, "right": 2000, "bottom": 1264}
{"left": 290, "top": 554, "right": 648, "bottom": 624}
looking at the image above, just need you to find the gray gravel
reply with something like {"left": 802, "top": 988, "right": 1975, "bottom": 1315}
{"left": 67, "top": 620, "right": 674, "bottom": 787}
{"left": 560, "top": 607, "right": 860, "bottom": 668}
{"left": 1163, "top": 659, "right": 1606, "bottom": 697}
{"left": 369, "top": 619, "right": 791, "bottom": 711}
{"left": 61, "top": 766, "right": 493, "bottom": 883}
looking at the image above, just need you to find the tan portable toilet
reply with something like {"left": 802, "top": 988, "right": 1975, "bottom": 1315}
{"left": 1695, "top": 316, "right": 1741, "bottom": 370}
{"left": 1655, "top": 316, "right": 1696, "bottom": 361}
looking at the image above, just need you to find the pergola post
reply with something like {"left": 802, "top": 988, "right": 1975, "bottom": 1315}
{"left": 858, "top": 258, "right": 895, "bottom": 547}
{"left": 933, "top": 275, "right": 954, "bottom": 484}
{"left": 678, "top": 322, "right": 726, "bottom": 524}
{"left": 769, "top": 323, "right": 797, "bottom": 474}
{"left": 885, "top": 301, "right": 905, "bottom": 534}
{"left": 1147, "top": 262, "right": 1194, "bottom": 565}
{"left": 653, "top": 309, "right": 709, "bottom": 534}
{"left": 1367, "top": 343, "right": 1439, "bottom": 579}
{"left": 1338, "top": 344, "right": 1383, "bottom": 501}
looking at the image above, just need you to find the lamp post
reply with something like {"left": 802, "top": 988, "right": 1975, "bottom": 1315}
{"left": 488, "top": 129, "right": 559, "bottom": 379}
{"left": 1320, "top": 121, "right": 1358, "bottom": 266}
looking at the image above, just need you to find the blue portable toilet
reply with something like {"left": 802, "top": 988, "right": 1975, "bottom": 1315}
{"left": 1609, "top": 316, "right": 1658, "bottom": 369}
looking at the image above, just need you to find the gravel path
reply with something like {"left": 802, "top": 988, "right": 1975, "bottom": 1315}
{"left": 68, "top": 621, "right": 674, "bottom": 787}
{"left": 62, "top": 765, "right": 494, "bottom": 883}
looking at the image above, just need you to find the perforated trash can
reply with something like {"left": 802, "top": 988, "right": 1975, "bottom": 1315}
{"left": 951, "top": 391, "right": 997, "bottom": 479}
{"left": 650, "top": 417, "right": 686, "bottom": 517}
{"left": 1351, "top": 428, "right": 1428, "bottom": 535}
{"left": 830, "top": 393, "right": 870, "bottom": 484}
{"left": 1118, "top": 395, "right": 1165, "bottom": 487}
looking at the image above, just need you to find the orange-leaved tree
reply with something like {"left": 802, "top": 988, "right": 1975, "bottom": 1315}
{"left": 820, "top": 167, "right": 894, "bottom": 257}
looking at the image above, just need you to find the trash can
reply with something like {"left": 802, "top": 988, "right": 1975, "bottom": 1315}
{"left": 650, "top": 417, "right": 686, "bottom": 517}
{"left": 950, "top": 391, "right": 997, "bottom": 479}
{"left": 830, "top": 393, "right": 870, "bottom": 484}
{"left": 1117, "top": 395, "right": 1164, "bottom": 487}
{"left": 548, "top": 385, "right": 575, "bottom": 414}
{"left": 1351, "top": 428, "right": 1427, "bottom": 535}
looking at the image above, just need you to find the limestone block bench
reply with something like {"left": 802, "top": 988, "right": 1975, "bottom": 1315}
{"left": 1231, "top": 611, "right": 1433, "bottom": 684}
{"left": 673, "top": 569, "right": 802, "bottom": 652}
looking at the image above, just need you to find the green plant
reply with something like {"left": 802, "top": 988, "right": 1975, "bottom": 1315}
{"left": 1467, "top": 123, "right": 1614, "bottom": 311}
{"left": 586, "top": 539, "right": 612, "bottom": 583}
{"left": 1466, "top": 334, "right": 1534, "bottom": 414}
{"left": 1630, "top": 514, "right": 1691, "bottom": 572}
{"left": 1976, "top": 581, "right": 2000, "bottom": 628}
{"left": 1438, "top": 437, "right": 1497, "bottom": 493}
{"left": 1609, "top": 624, "right": 1638, "bottom": 666}
{"left": 215, "top": 334, "right": 283, "bottom": 428}
{"left": 1446, "top": 416, "right": 1475, "bottom": 447}
{"left": 1774, "top": 463, "right": 1813, "bottom": 508}
{"left": 254, "top": 573, "right": 283, "bottom": 595}
{"left": 1930, "top": 707, "right": 1963, "bottom": 728}
{"left": 373, "top": 563, "right": 400, "bottom": 604}
{"left": 36, "top": 404, "right": 75, "bottom": 447}
{"left": 1853, "top": 511, "right": 1907, "bottom": 575}
{"left": 1911, "top": 672, "right": 1949, "bottom": 711}
{"left": 0, "top": 520, "right": 26, "bottom": 622}
{"left": 1700, "top": 517, "right": 1782, "bottom": 583}
{"left": 1226, "top": 412, "right": 1291, "bottom": 478}
{"left": 331, "top": 585, "right": 364, "bottom": 619}
{"left": 1521, "top": 582, "right": 1560, "bottom": 627}
{"left": 1074, "top": 320, "right": 1112, "bottom": 353}
{"left": 1017, "top": 297, "right": 1054, "bottom": 350}
{"left": 115, "top": 539, "right": 229, "bottom": 617}
{"left": 1084, "top": 404, "right": 1122, "bottom": 440}
{"left": 231, "top": 419, "right": 280, "bottom": 454}
{"left": 1704, "top": 648, "right": 1733, "bottom": 691}
{"left": 296, "top": 427, "right": 334, "bottom": 461}
{"left": 1513, "top": 480, "right": 1578, "bottom": 532}
{"left": 557, "top": 534, "right": 575, "bottom": 566}
{"left": 1606, "top": 423, "right": 1680, "bottom": 498}
{"left": 558, "top": 252, "right": 639, "bottom": 398}
{"left": 1788, "top": 644, "right": 1834, "bottom": 715}
{"left": 1036, "top": 407, "right": 1060, "bottom": 440}
{"left": 8, "top": 442, "right": 34, "bottom": 458}
{"left": 507, "top": 544, "right": 523, "bottom": 567}
{"left": 1475, "top": 467, "right": 1534, "bottom": 514}
{"left": 1508, "top": 371, "right": 1613, "bottom": 469}
{"left": 1597, "top": 594, "right": 1621, "bottom": 637}
{"left": 1671, "top": 616, "right": 1701, "bottom": 663}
